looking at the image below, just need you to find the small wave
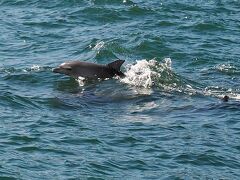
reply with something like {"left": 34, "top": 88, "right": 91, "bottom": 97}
{"left": 130, "top": 101, "right": 159, "bottom": 114}
{"left": 0, "top": 67, "right": 17, "bottom": 74}
{"left": 0, "top": 92, "right": 40, "bottom": 110}
{"left": 0, "top": 0, "right": 88, "bottom": 8}
{"left": 202, "top": 86, "right": 240, "bottom": 101}
{"left": 215, "top": 63, "right": 240, "bottom": 75}
{"left": 88, "top": 39, "right": 130, "bottom": 60}
{"left": 90, "top": 0, "right": 134, "bottom": 6}
{"left": 92, "top": 41, "right": 105, "bottom": 51}
{"left": 24, "top": 65, "right": 43, "bottom": 72}
{"left": 193, "top": 22, "right": 225, "bottom": 32}
{"left": 200, "top": 63, "right": 240, "bottom": 77}
{"left": 0, "top": 65, "right": 50, "bottom": 74}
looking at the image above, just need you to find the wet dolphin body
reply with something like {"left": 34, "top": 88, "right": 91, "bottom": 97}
{"left": 53, "top": 60, "right": 125, "bottom": 79}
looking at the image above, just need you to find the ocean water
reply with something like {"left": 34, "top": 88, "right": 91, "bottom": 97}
{"left": 0, "top": 0, "right": 240, "bottom": 179}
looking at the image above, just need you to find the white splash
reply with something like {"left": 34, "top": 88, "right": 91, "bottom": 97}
{"left": 30, "top": 65, "right": 41, "bottom": 71}
{"left": 77, "top": 76, "right": 85, "bottom": 87}
{"left": 120, "top": 58, "right": 172, "bottom": 88}
{"left": 93, "top": 41, "right": 105, "bottom": 51}
{"left": 120, "top": 60, "right": 158, "bottom": 88}
{"left": 234, "top": 94, "right": 240, "bottom": 100}
{"left": 216, "top": 63, "right": 235, "bottom": 72}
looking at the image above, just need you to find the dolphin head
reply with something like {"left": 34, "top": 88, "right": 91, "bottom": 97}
{"left": 53, "top": 62, "right": 79, "bottom": 78}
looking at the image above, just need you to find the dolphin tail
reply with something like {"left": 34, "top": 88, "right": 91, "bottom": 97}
{"left": 107, "top": 60, "right": 125, "bottom": 77}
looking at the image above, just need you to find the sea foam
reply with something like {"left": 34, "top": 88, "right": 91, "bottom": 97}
{"left": 120, "top": 58, "right": 172, "bottom": 88}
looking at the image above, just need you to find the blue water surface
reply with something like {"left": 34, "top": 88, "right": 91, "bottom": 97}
{"left": 0, "top": 0, "right": 240, "bottom": 179}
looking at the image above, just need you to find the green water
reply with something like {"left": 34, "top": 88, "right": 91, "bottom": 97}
{"left": 0, "top": 0, "right": 240, "bottom": 179}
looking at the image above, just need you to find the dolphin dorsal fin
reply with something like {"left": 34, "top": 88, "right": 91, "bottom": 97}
{"left": 107, "top": 60, "right": 125, "bottom": 71}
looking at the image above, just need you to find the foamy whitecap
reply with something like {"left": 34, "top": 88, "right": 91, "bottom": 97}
{"left": 234, "top": 94, "right": 240, "bottom": 100}
{"left": 120, "top": 58, "right": 172, "bottom": 88}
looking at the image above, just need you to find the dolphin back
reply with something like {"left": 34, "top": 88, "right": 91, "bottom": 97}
{"left": 107, "top": 60, "right": 125, "bottom": 77}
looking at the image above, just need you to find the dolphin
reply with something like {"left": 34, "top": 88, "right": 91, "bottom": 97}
{"left": 53, "top": 60, "right": 125, "bottom": 79}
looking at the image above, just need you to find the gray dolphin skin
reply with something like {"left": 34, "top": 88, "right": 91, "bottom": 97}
{"left": 53, "top": 60, "right": 125, "bottom": 79}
